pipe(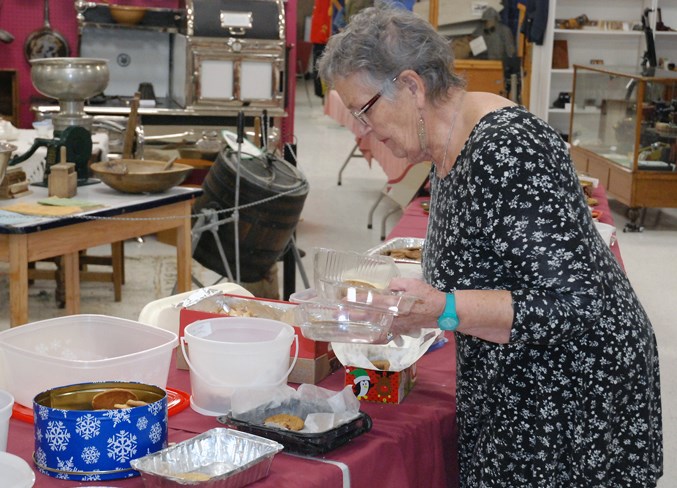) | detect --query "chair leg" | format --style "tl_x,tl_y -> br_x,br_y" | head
368,191 -> 386,229
381,206 -> 401,240
111,241 -> 124,302
338,142 -> 361,186
297,60 -> 313,108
